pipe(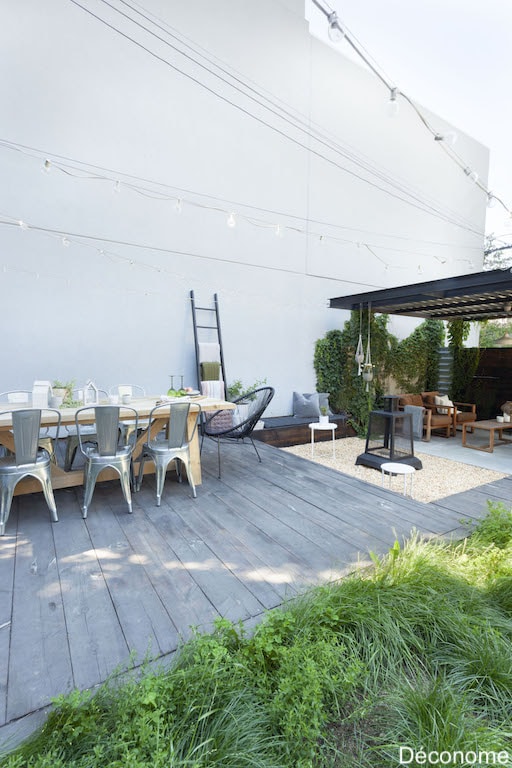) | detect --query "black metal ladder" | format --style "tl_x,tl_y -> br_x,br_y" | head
190,290 -> 227,391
